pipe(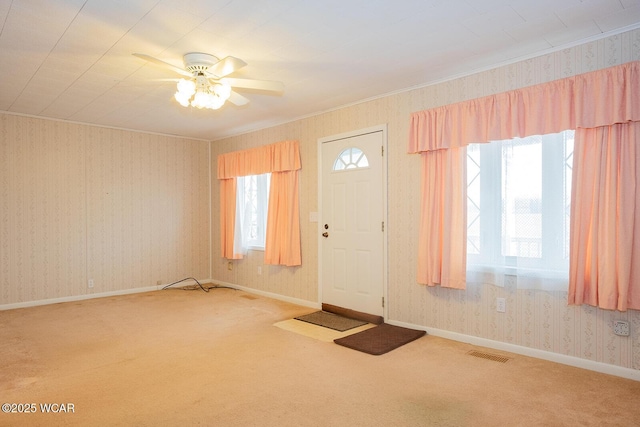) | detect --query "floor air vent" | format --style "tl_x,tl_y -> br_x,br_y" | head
467,350 -> 510,363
